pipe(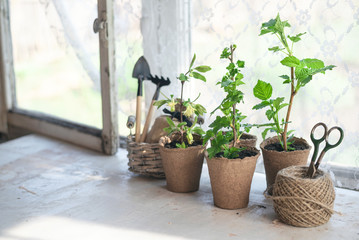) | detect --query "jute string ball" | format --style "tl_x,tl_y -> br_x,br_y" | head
268,165 -> 335,228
